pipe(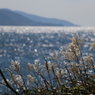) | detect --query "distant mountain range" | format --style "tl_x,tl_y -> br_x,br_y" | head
0,9 -> 78,26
